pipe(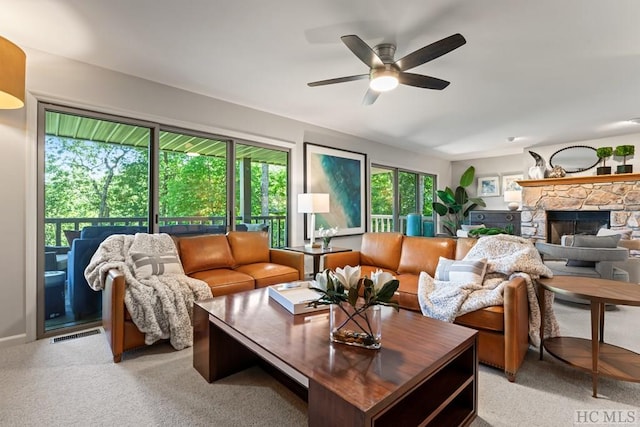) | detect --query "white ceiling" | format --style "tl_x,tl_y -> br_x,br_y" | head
2,0 -> 640,160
